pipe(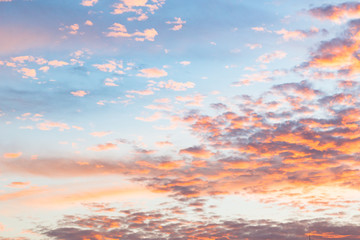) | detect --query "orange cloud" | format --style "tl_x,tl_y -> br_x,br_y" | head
309,2 -> 360,22
88,143 -> 117,151
3,152 -> 22,159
